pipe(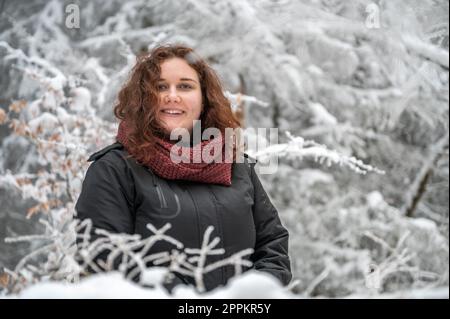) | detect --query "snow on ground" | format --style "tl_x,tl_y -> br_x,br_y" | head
5,270 -> 296,299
